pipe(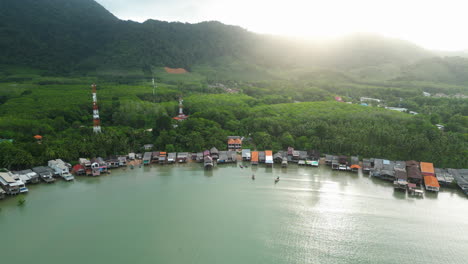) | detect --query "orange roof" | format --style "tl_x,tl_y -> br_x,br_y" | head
420,162 -> 435,175
424,176 -> 440,188
251,151 -> 259,162
160,152 -> 166,155
234,139 -> 242,144
350,164 -> 361,169
34,135 -> 43,140
164,67 -> 187,74
228,139 -> 235,144
265,150 -> 272,156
